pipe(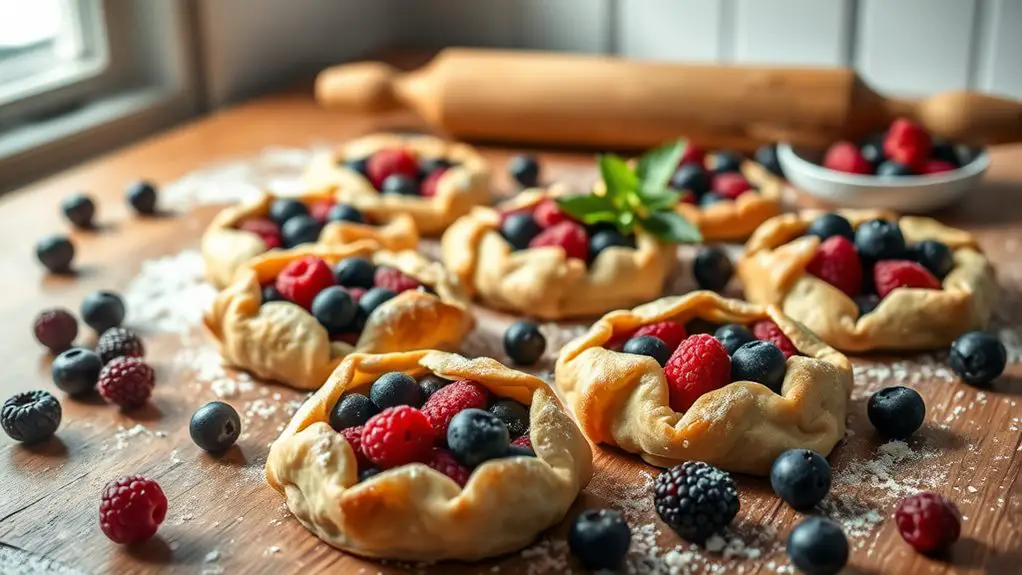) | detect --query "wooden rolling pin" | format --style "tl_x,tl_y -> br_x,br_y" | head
316,48 -> 1022,151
